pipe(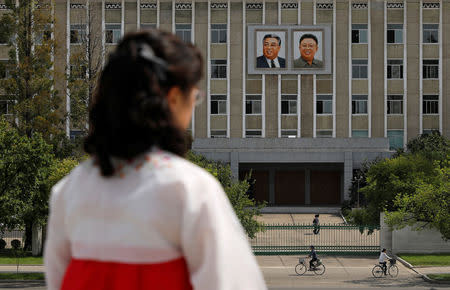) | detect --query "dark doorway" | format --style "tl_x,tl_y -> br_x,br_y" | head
275,170 -> 305,205
310,170 -> 341,204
